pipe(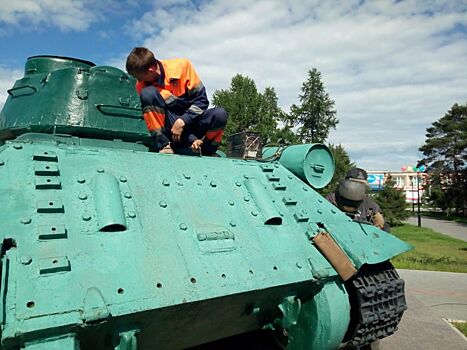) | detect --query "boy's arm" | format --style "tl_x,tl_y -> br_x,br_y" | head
178,60 -> 209,128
